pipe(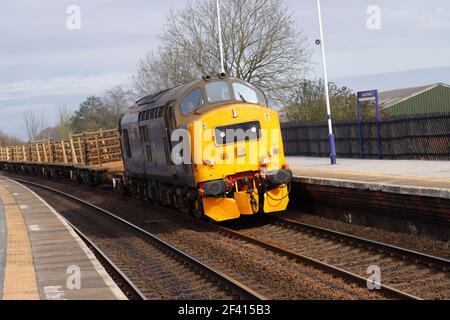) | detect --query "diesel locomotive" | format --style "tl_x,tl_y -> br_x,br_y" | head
116,75 -> 292,221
